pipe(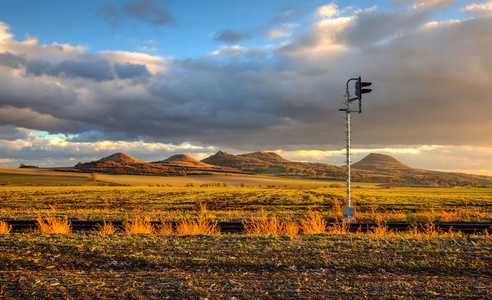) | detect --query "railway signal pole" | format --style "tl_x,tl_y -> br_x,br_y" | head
340,77 -> 372,221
